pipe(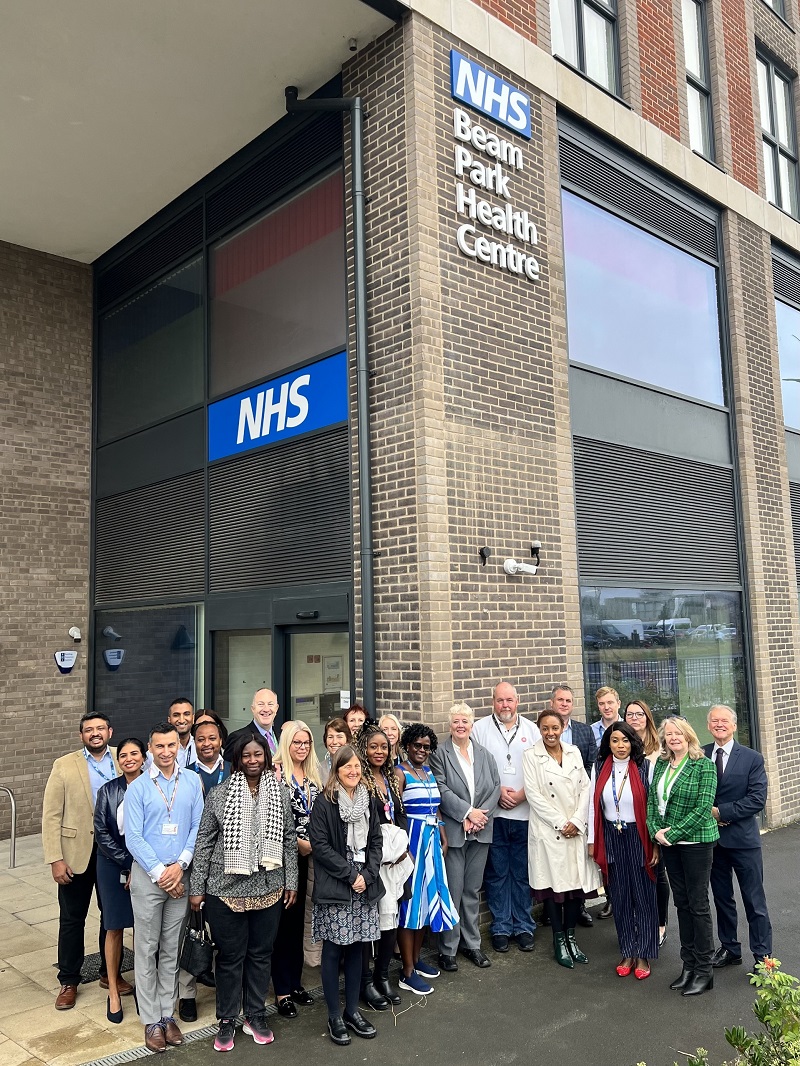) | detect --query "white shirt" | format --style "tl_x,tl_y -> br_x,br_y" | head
472,714 -> 541,820
454,740 -> 476,806
587,758 -> 636,844
710,738 -> 734,773
176,736 -> 197,769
